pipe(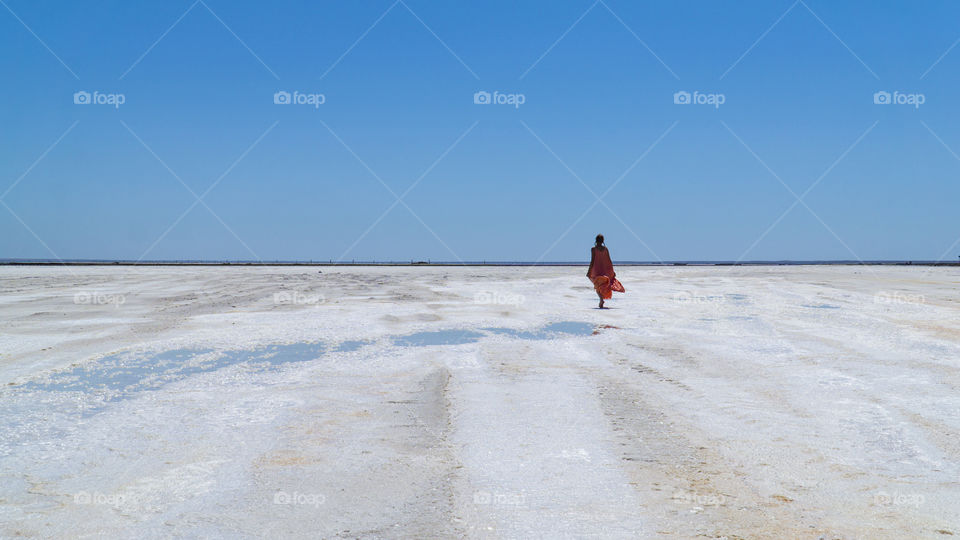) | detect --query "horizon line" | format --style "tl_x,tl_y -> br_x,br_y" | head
2,259 -> 959,267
